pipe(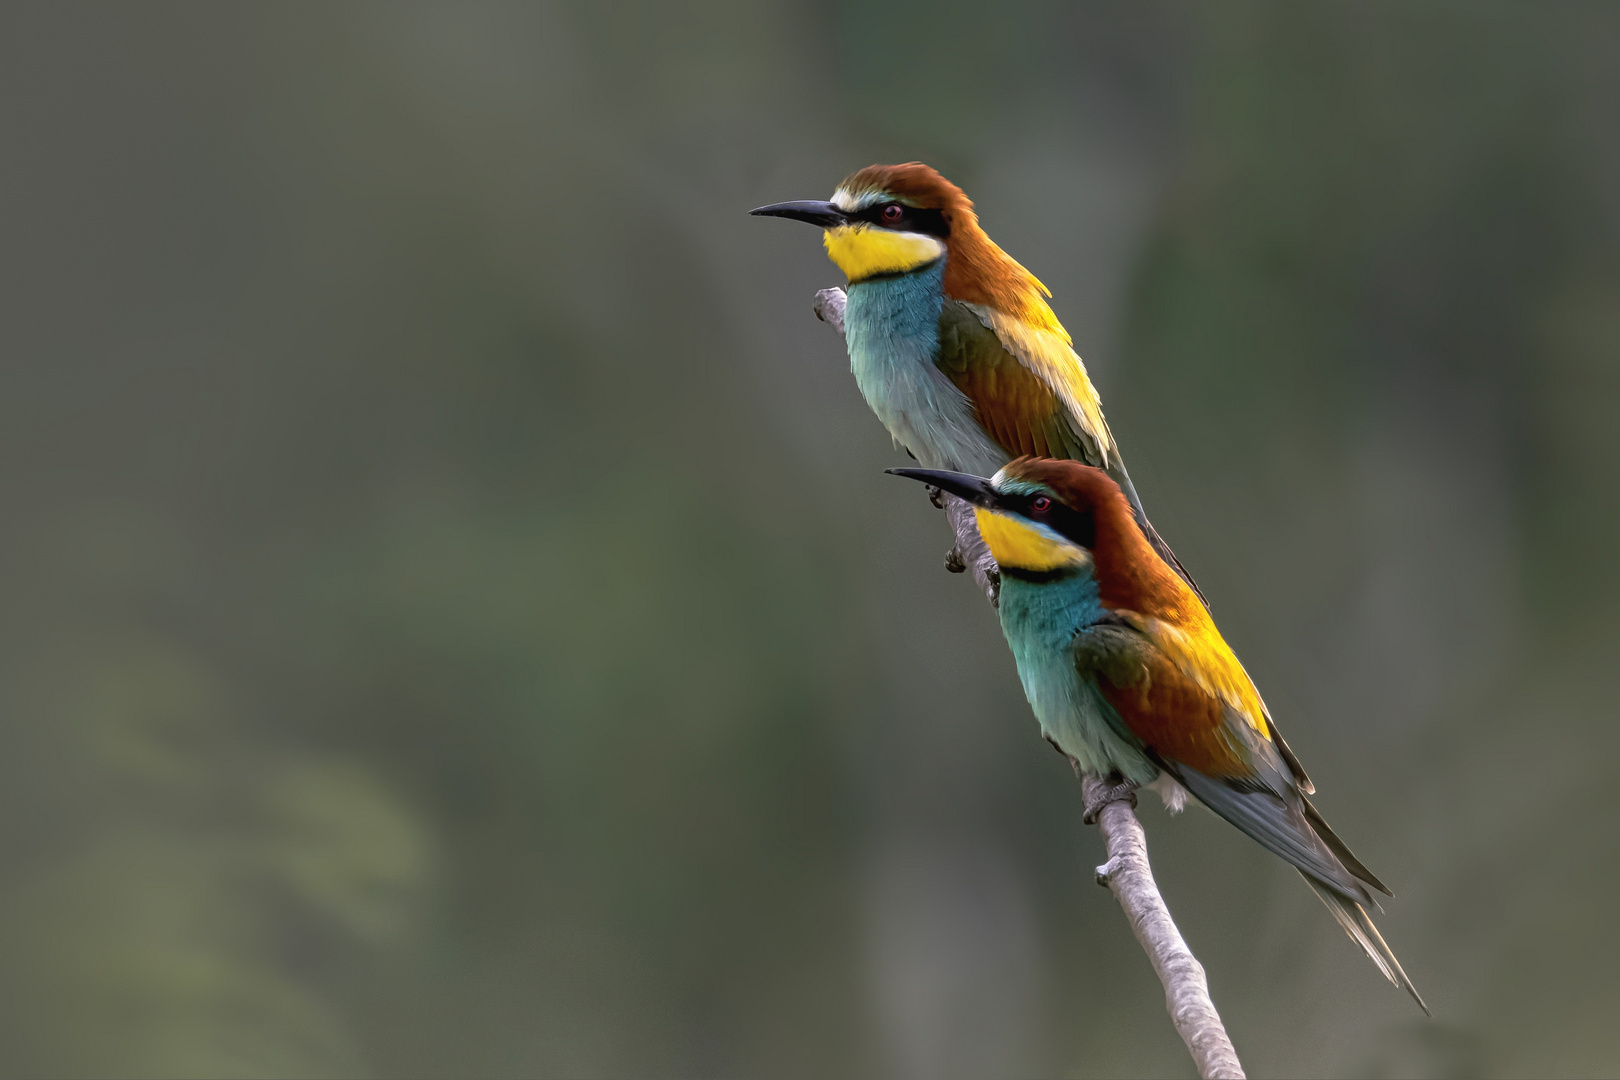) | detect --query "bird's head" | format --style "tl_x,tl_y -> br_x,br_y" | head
750,162 -> 974,284
752,162 -> 1052,317
888,458 -> 1135,578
